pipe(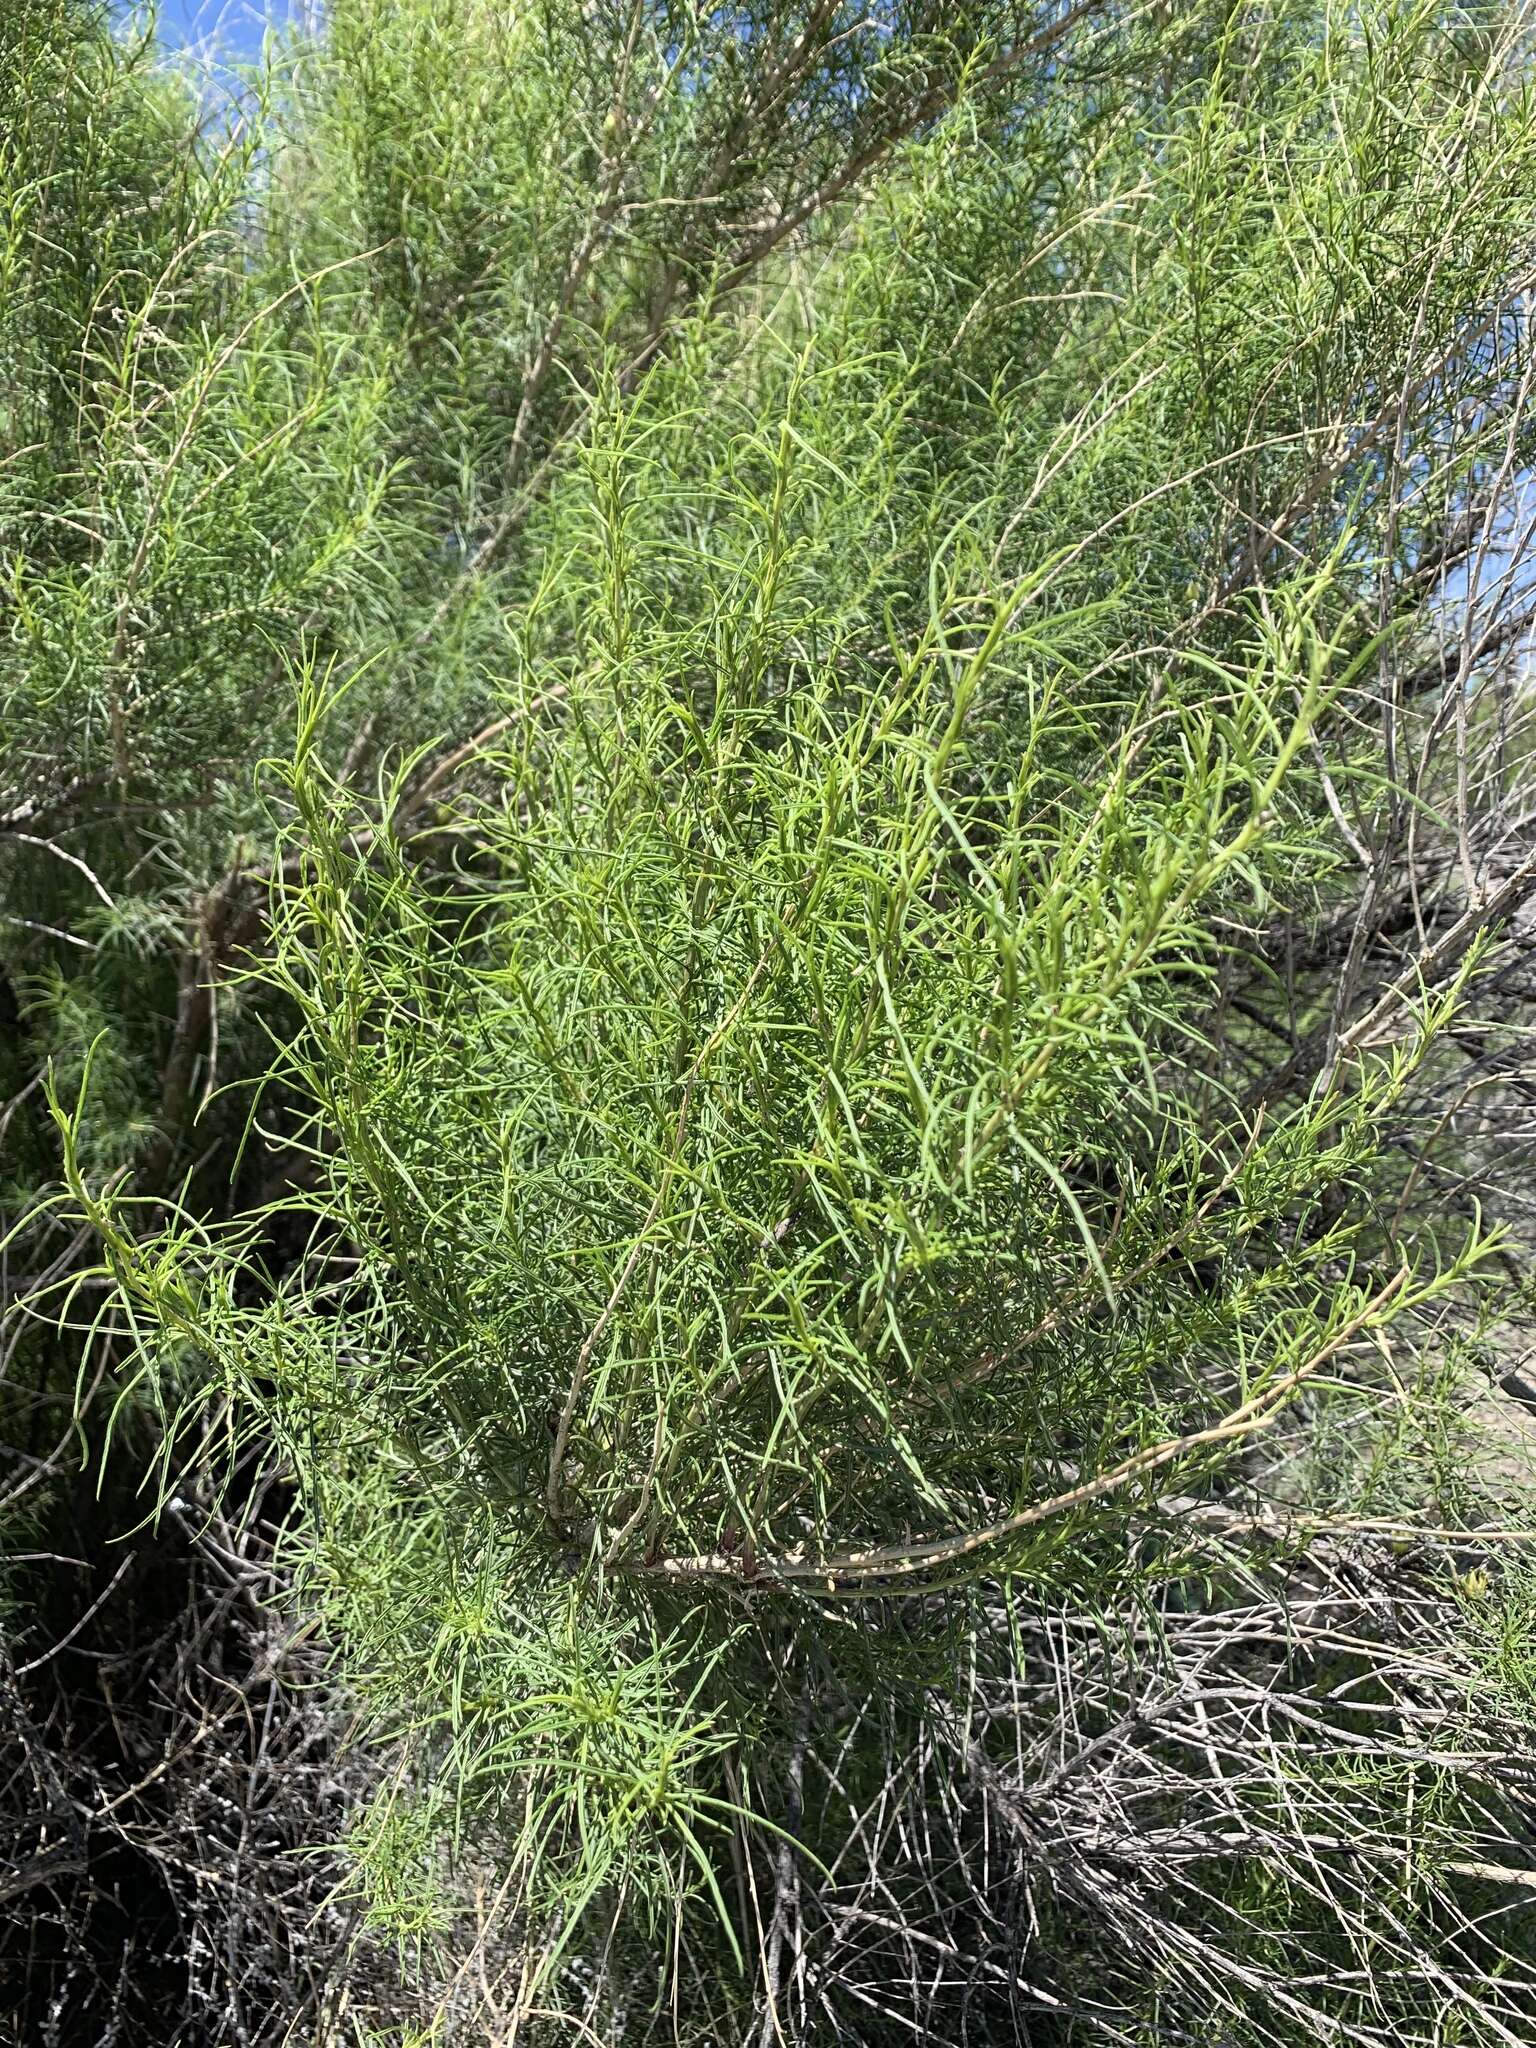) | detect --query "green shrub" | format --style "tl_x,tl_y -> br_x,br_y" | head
7,1 -> 1536,2041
